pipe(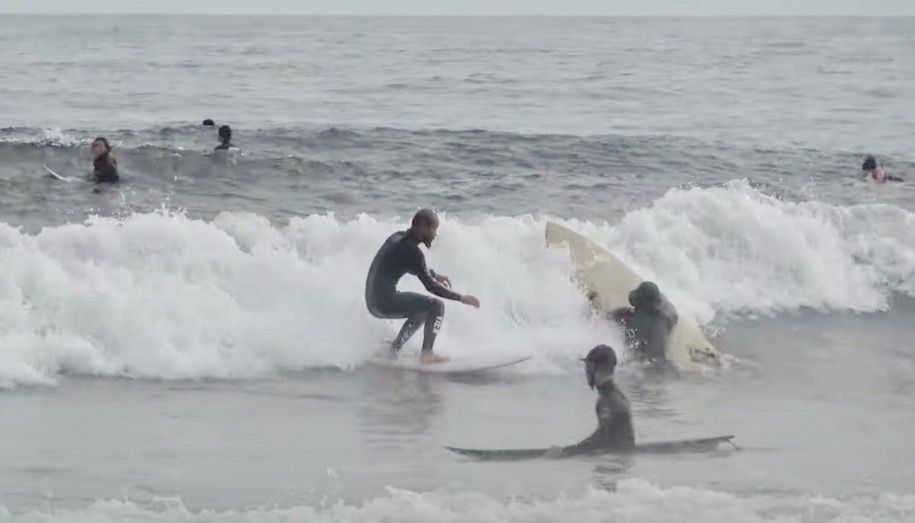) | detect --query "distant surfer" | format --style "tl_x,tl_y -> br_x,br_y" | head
545,345 -> 635,457
862,155 -> 904,183
364,208 -> 480,364
590,281 -> 678,370
215,125 -> 235,151
202,118 -> 215,127
90,137 -> 119,183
